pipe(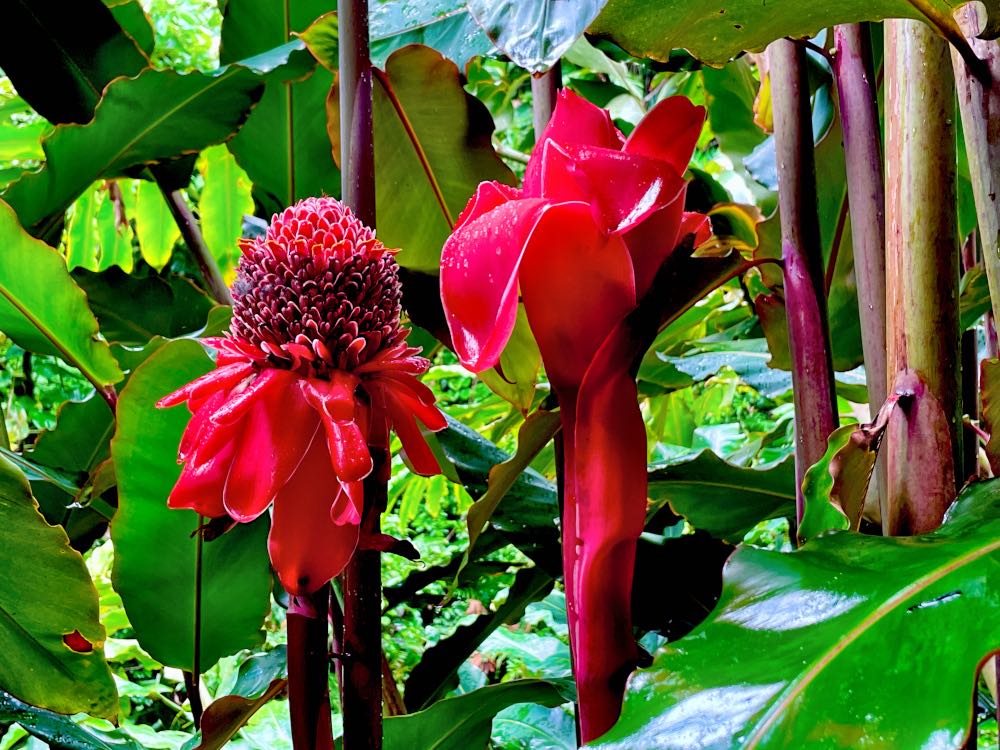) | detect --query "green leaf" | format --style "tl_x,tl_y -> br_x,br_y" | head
134,180 -> 180,270
0,456 -> 117,719
589,0 -> 1000,68
65,188 -> 102,271
329,44 -> 515,272
75,269 -> 215,345
647,451 -> 795,542
476,306 -> 543,410
389,679 -> 570,749
0,199 -> 123,387
0,691 -> 141,750
590,479 -> 1000,749
110,339 -> 272,671
104,0 -> 156,57
960,265 -> 992,330
370,1 -> 493,68
0,121 -> 47,162
467,0 -> 608,73
28,396 -> 113,475
197,144 -> 254,283
221,0 -> 338,214
702,60 -> 767,160
2,62 -> 270,237
94,184 -> 135,272
492,702 -> 576,750
0,0 -> 149,125
798,425 -> 854,544
404,567 -> 555,711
